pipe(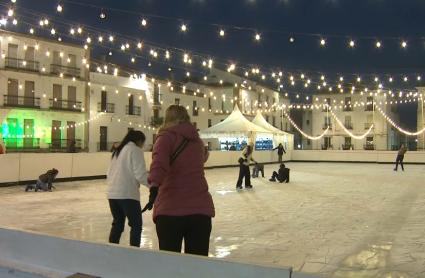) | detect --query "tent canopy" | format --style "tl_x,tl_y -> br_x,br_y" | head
200,105 -> 271,138
252,111 -> 290,136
